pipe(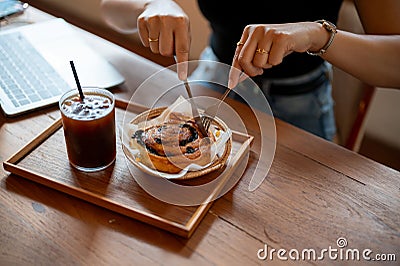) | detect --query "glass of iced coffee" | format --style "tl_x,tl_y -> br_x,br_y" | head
59,87 -> 116,172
